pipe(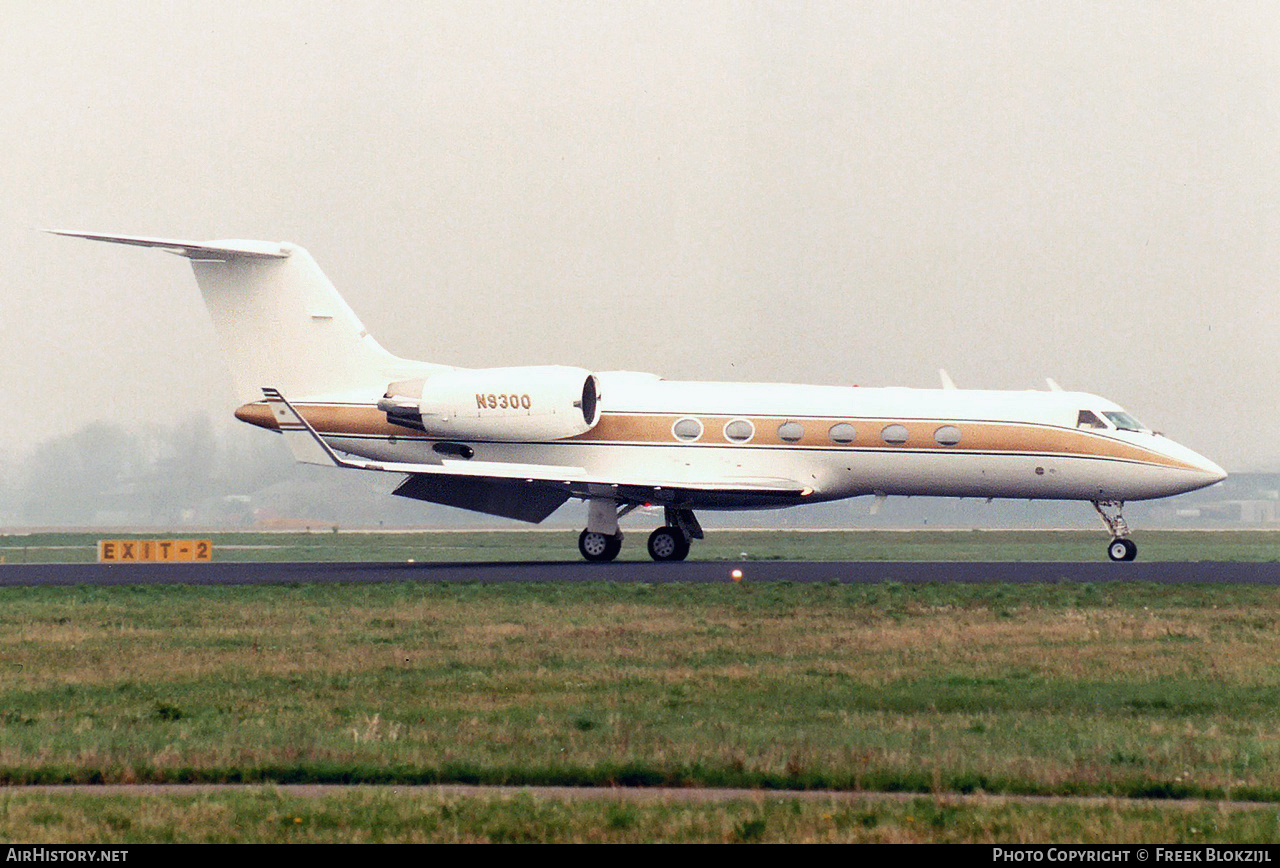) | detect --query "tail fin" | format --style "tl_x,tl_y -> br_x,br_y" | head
46,230 -> 439,402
